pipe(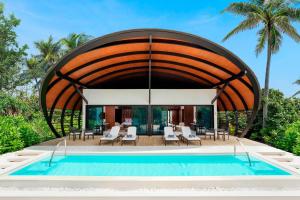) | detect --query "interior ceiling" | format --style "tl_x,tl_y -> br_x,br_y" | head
40,29 -> 260,124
